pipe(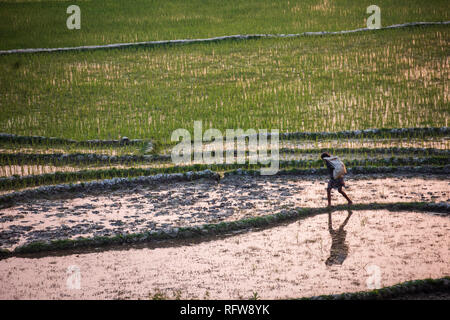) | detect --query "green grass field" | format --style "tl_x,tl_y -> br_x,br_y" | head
1,26 -> 448,142
0,0 -> 449,50
0,0 -> 448,187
